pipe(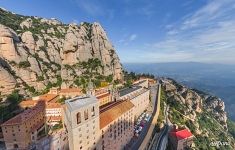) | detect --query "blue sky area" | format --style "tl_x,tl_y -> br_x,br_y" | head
1,0 -> 235,64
